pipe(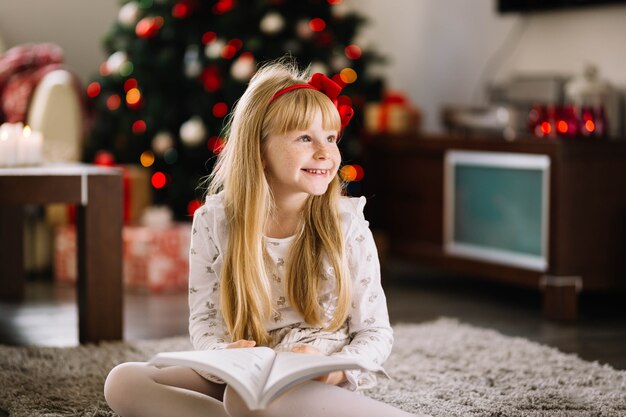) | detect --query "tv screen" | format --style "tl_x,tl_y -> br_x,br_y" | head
498,0 -> 626,13
444,151 -> 550,271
